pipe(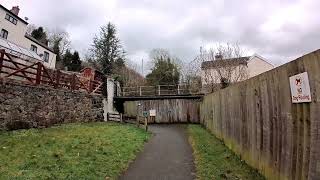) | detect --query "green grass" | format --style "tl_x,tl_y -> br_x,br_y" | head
0,122 -> 150,180
188,125 -> 265,180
